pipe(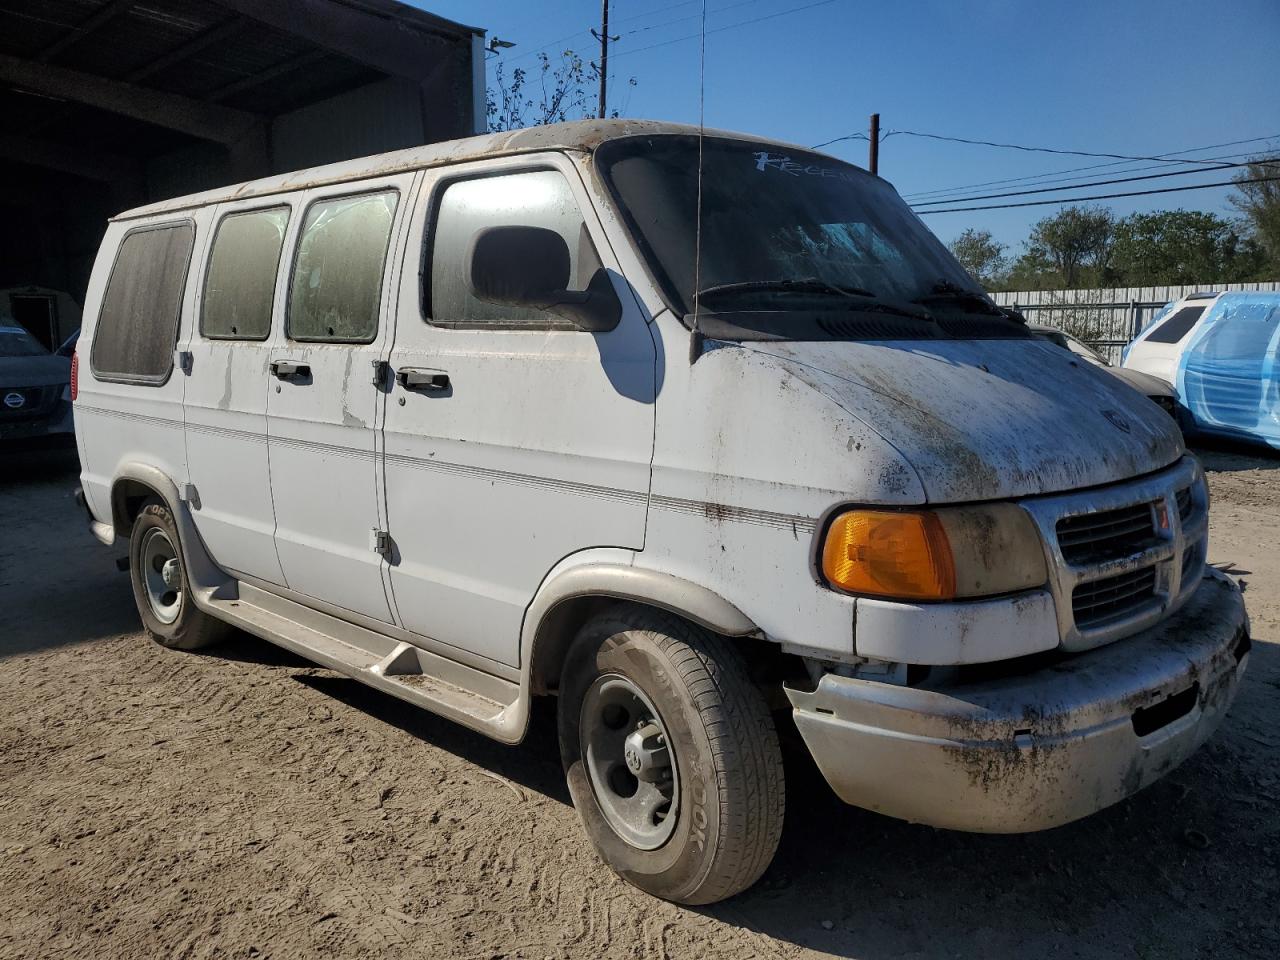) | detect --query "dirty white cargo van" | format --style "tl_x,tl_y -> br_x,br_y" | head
73,120 -> 1250,904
